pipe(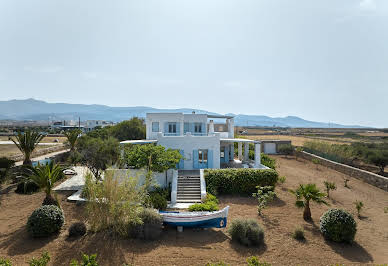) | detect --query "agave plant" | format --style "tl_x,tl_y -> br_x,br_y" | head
26,161 -> 64,206
290,183 -> 328,221
64,129 -> 82,151
12,130 -> 44,165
